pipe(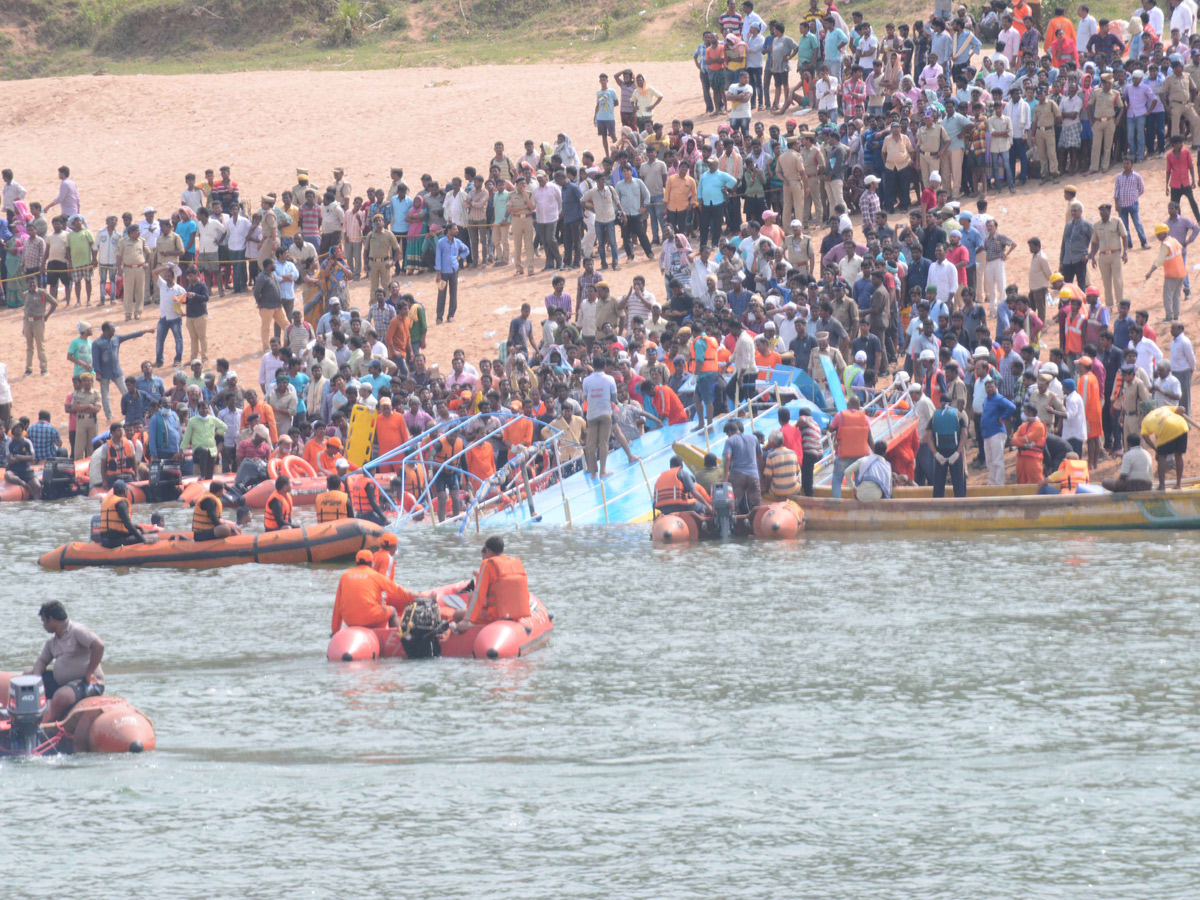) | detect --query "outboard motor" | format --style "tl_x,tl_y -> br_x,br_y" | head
40,457 -> 82,501
5,675 -> 47,754
399,598 -> 449,659
233,458 -> 269,495
710,482 -> 735,541
144,460 -> 183,503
